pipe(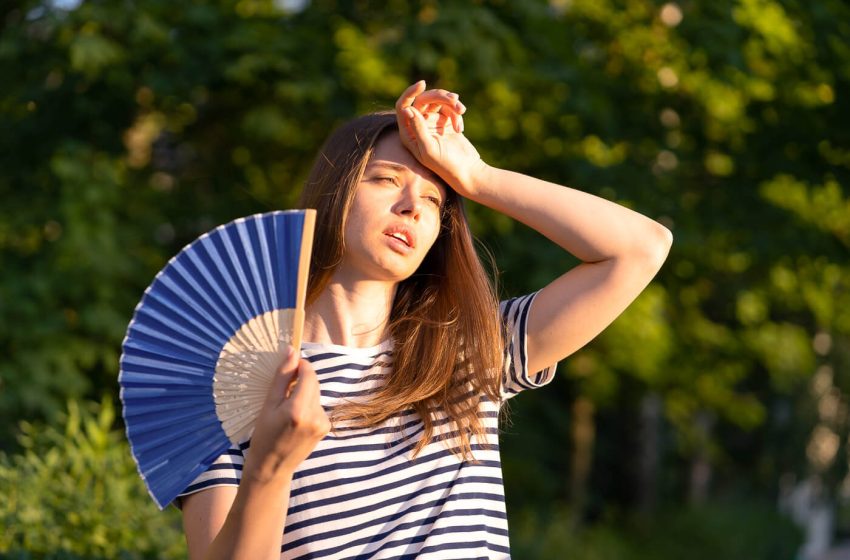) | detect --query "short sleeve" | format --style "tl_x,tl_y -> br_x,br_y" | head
499,292 -> 558,401
173,440 -> 248,509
